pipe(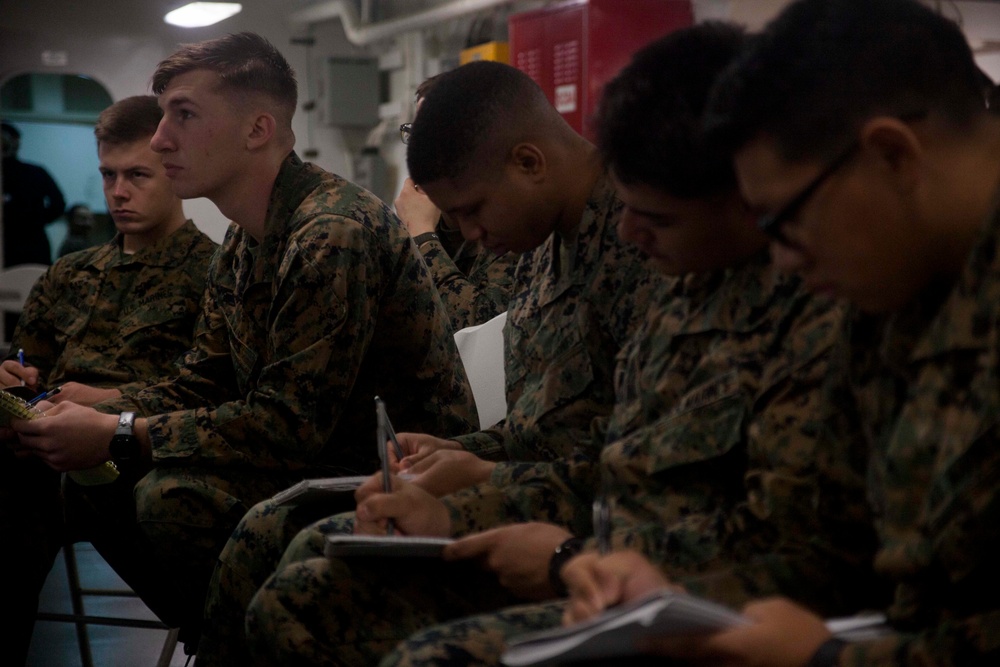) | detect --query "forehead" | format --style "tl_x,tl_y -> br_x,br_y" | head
98,138 -> 160,169
733,136 -> 819,208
